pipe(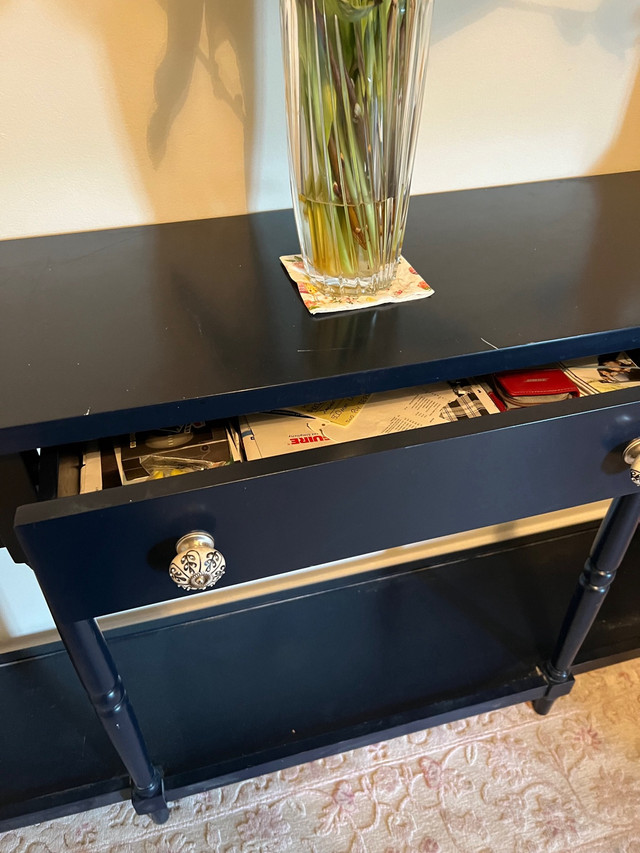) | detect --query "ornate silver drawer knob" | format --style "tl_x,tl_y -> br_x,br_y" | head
169,531 -> 226,591
623,438 -> 640,487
